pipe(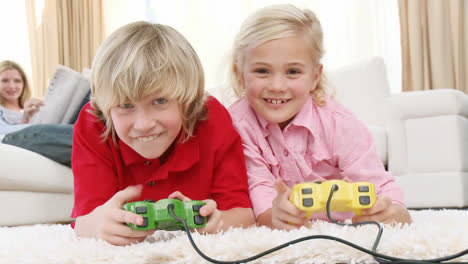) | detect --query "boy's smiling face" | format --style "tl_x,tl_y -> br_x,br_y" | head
110,92 -> 182,159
